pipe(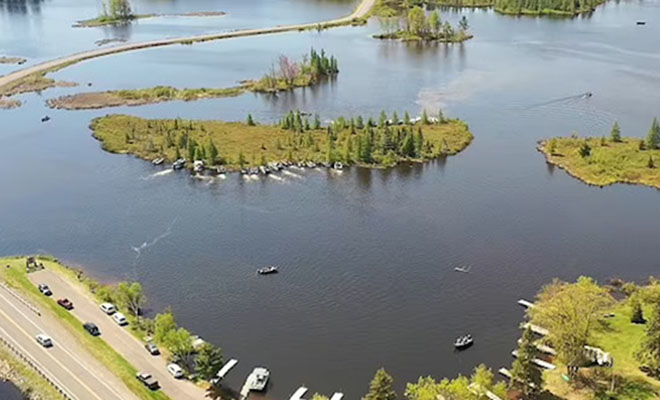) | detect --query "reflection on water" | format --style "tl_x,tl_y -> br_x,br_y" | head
0,0 -> 43,14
